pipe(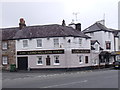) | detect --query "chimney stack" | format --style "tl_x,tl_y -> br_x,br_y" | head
19,18 -> 26,29
62,19 -> 66,26
69,23 -> 81,31
75,23 -> 81,31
